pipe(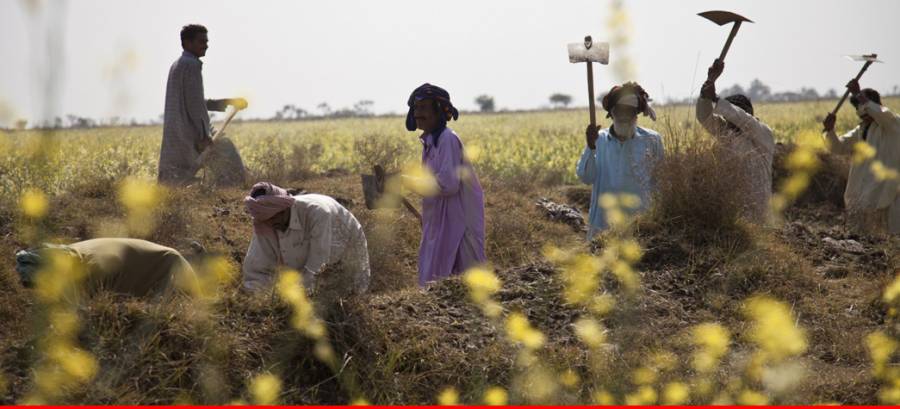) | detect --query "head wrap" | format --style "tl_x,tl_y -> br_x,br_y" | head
15,244 -> 80,288
405,83 -> 460,132
850,88 -> 882,108
601,82 -> 656,121
724,94 -> 754,116
244,182 -> 295,243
